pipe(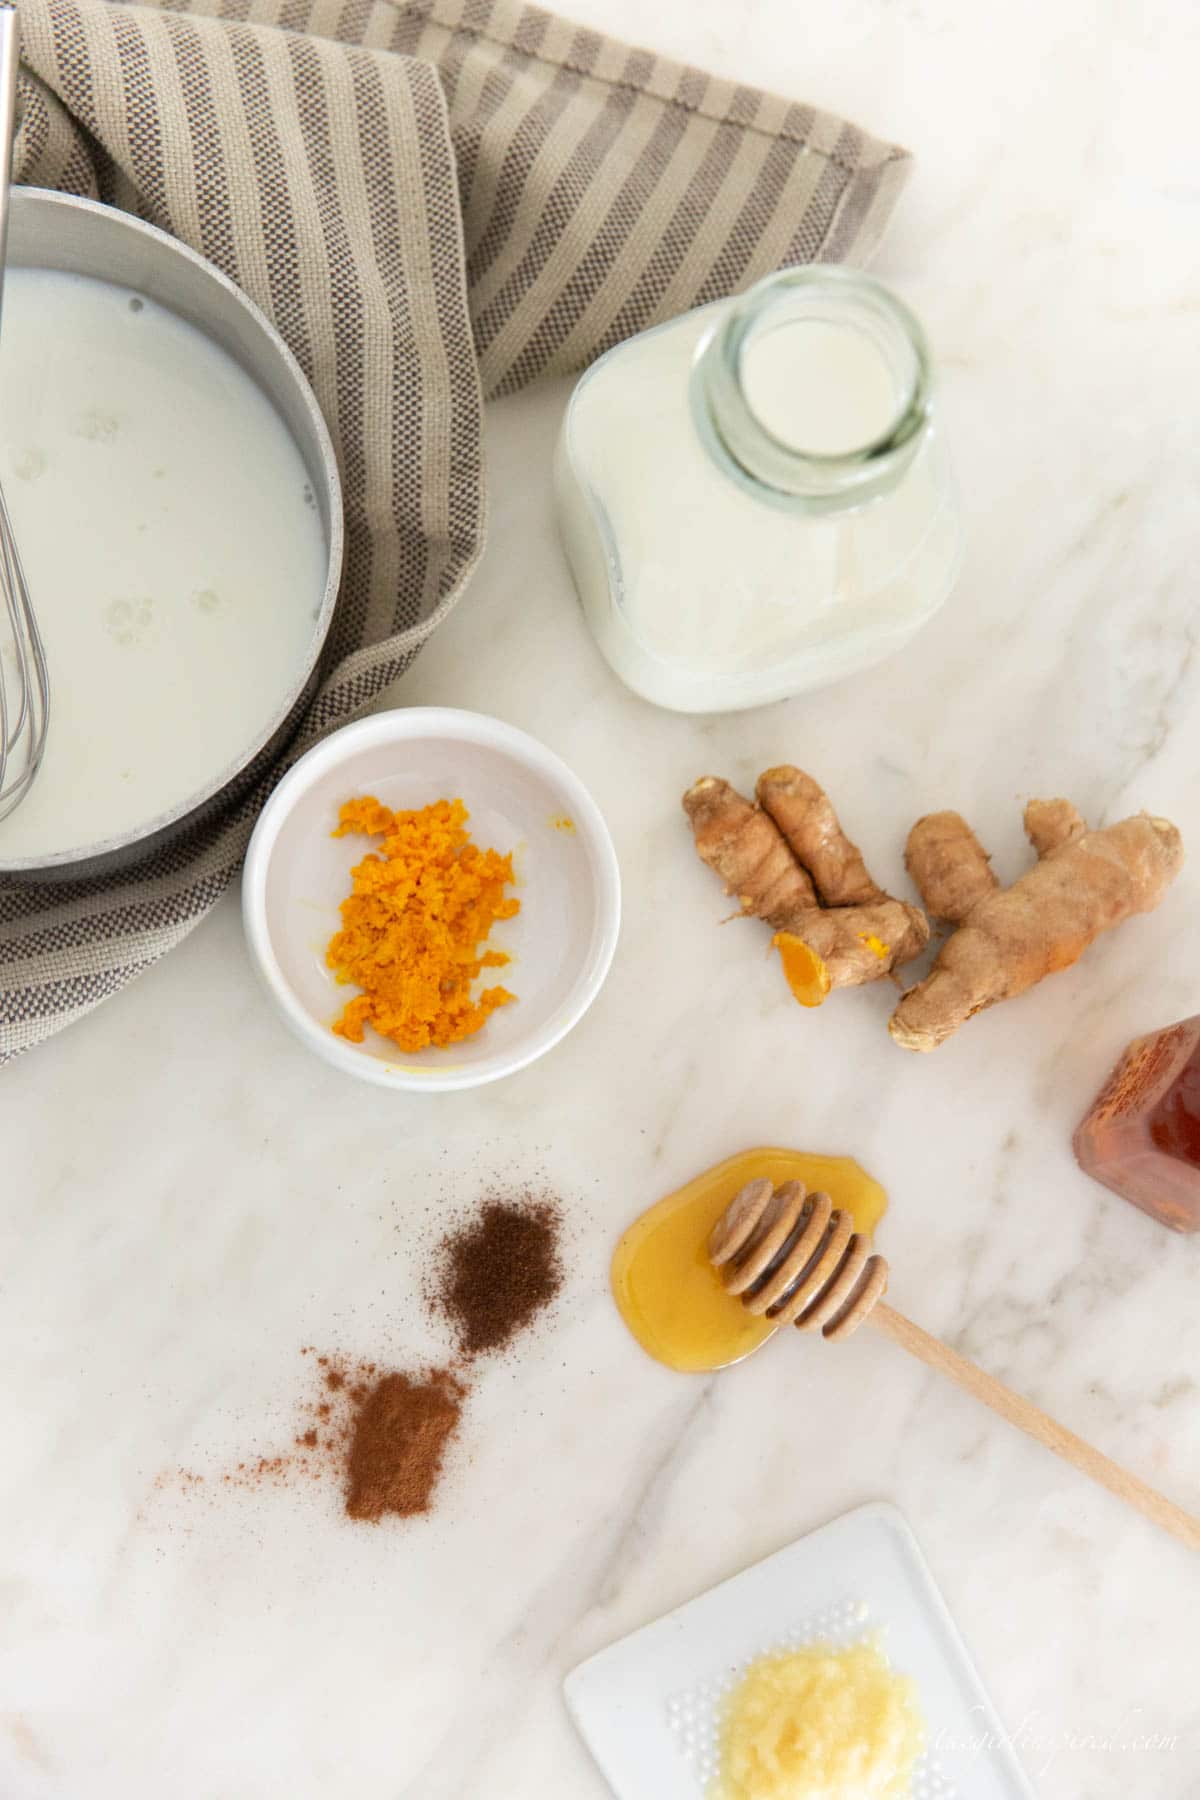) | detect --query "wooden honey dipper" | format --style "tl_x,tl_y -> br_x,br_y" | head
710,1178 -> 1200,1553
